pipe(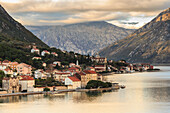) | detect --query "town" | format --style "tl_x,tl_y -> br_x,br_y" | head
0,45 -> 155,95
